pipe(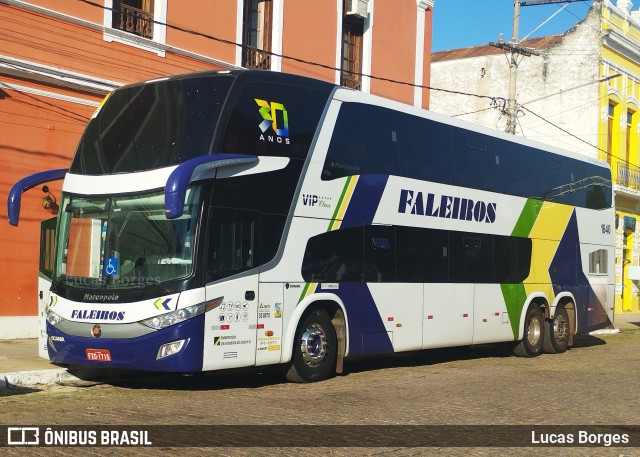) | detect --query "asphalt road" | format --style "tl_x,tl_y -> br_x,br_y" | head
1,330 -> 639,456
